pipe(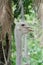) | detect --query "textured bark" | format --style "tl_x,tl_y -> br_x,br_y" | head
38,2 -> 43,47
0,0 -> 12,64
34,0 -> 43,47
0,41 -> 4,63
0,0 -> 12,40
